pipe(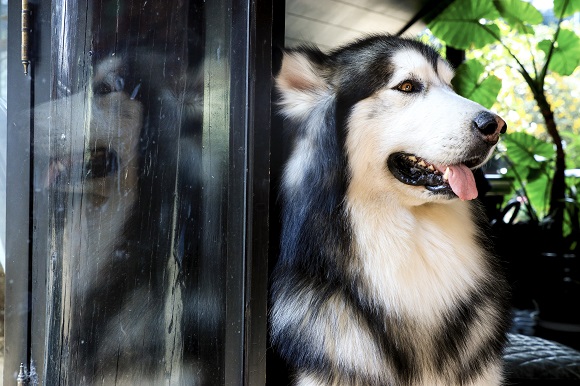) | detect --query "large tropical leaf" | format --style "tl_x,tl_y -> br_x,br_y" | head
493,0 -> 543,33
502,132 -> 555,218
554,0 -> 580,18
538,29 -> 580,76
451,59 -> 502,109
526,172 -> 551,218
504,159 -> 532,182
502,131 -> 555,168
428,0 -> 501,49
